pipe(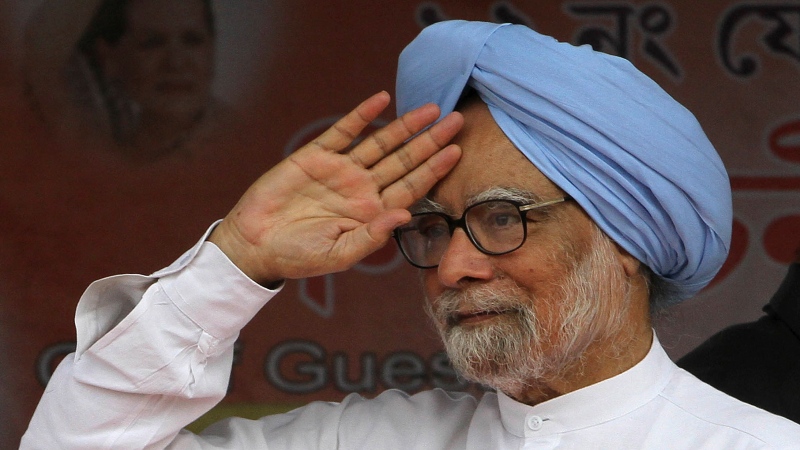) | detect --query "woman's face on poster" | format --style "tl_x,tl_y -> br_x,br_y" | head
99,0 -> 215,126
